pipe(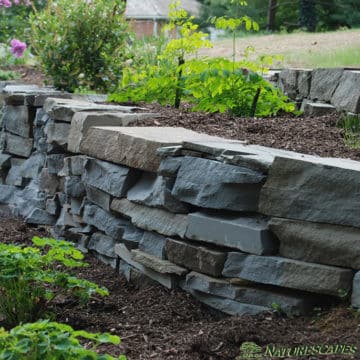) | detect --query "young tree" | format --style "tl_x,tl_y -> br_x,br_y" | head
267,0 -> 278,31
299,0 -> 317,31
